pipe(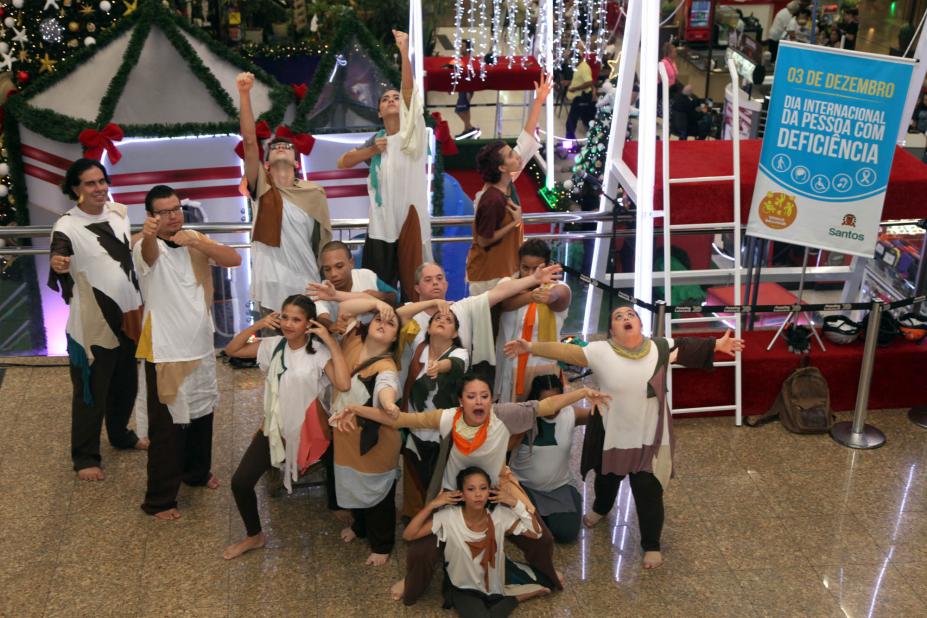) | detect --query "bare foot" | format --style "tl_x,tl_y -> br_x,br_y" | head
390,579 -> 405,601
582,512 -> 603,528
223,532 -> 266,560
643,550 -> 664,569
333,509 -> 353,525
153,508 -> 182,521
365,552 -> 389,566
77,467 -> 105,481
515,587 -> 550,602
556,570 -> 565,587
340,526 -> 357,543
206,474 -> 220,489
135,438 -> 150,450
